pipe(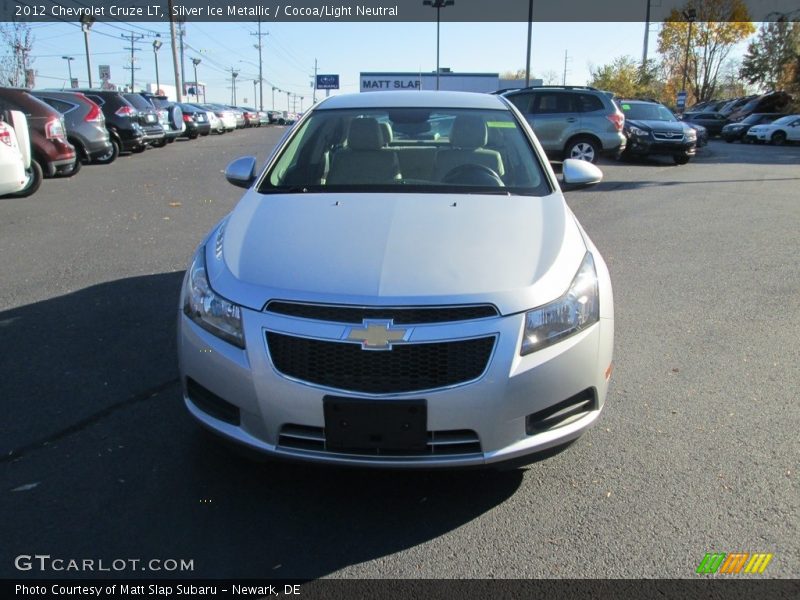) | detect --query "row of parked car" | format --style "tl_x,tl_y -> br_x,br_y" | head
0,86 -> 284,199
681,91 -> 798,144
